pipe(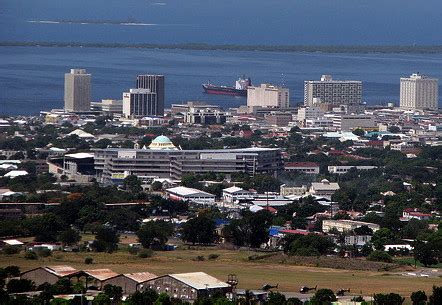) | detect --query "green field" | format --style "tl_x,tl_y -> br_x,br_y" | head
1,248 -> 440,298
